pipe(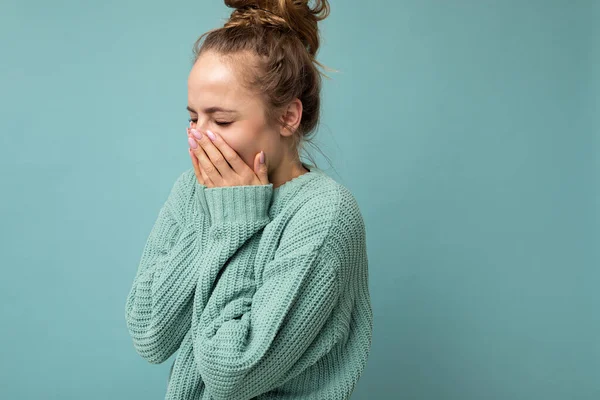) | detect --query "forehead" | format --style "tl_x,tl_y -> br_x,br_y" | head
187,51 -> 253,102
